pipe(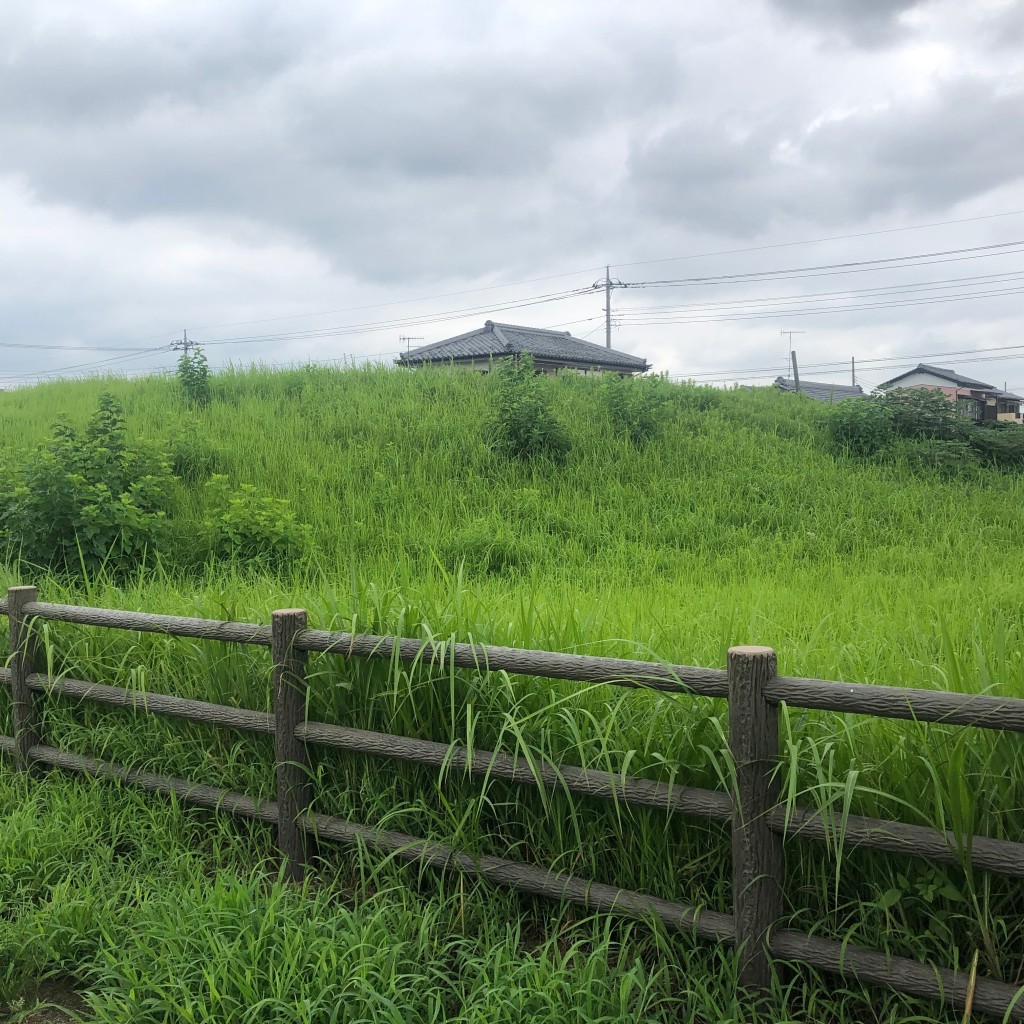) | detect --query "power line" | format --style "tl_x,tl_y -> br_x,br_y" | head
613,208 -> 1024,270
618,269 -> 1024,315
193,286 -> 591,348
618,284 -> 1024,327
672,342 -> 1024,385
165,206 -> 1024,334
619,239 -> 1024,290
0,346 -> 171,383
